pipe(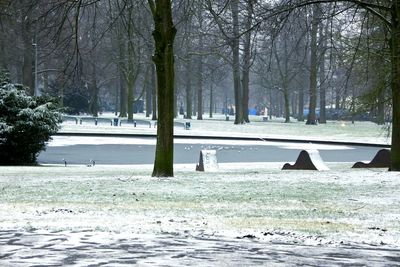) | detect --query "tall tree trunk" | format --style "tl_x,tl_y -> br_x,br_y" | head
283,84 -> 291,123
335,87 -> 341,110
298,86 -> 304,121
43,59 -> 49,93
242,0 -> 254,123
146,65 -> 152,118
197,7 -> 203,120
209,79 -> 213,118
291,92 -> 297,118
376,88 -> 385,125
196,61 -> 203,120
306,4 -> 320,125
58,70 -> 65,108
151,63 -> 157,120
119,67 -> 127,117
319,19 -> 328,124
127,77 -> 134,121
390,3 -> 400,171
193,83 -> 197,117
148,0 -> 176,177
89,32 -> 99,117
89,72 -> 99,117
115,82 -> 119,116
231,0 -> 244,124
174,68 -> 178,118
117,24 -> 127,117
185,57 -> 192,119
319,57 -> 327,123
